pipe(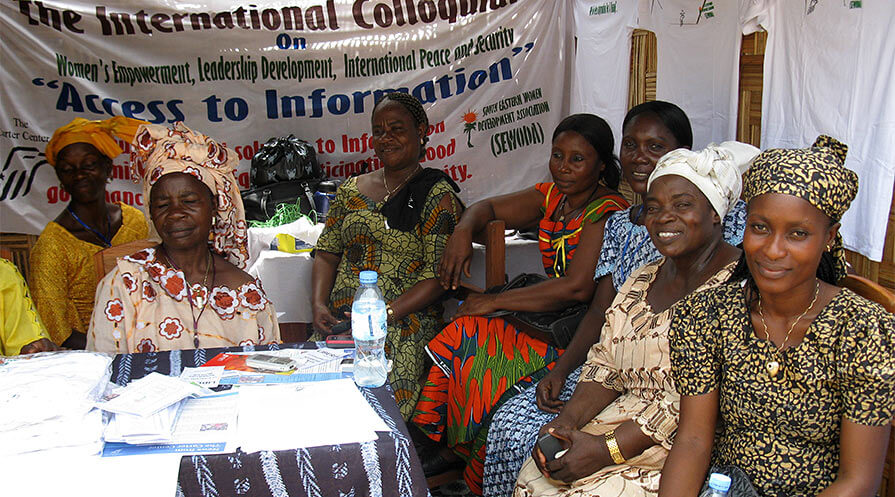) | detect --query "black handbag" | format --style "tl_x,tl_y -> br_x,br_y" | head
483,273 -> 587,348
250,135 -> 322,186
243,135 -> 324,222
242,180 -> 318,222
